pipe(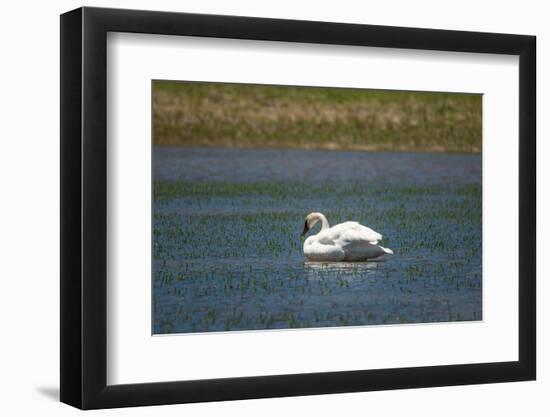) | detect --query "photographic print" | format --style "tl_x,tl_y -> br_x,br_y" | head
152,81 -> 482,334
